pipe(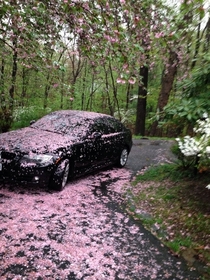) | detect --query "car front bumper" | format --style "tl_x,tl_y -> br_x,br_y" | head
0,163 -> 55,187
